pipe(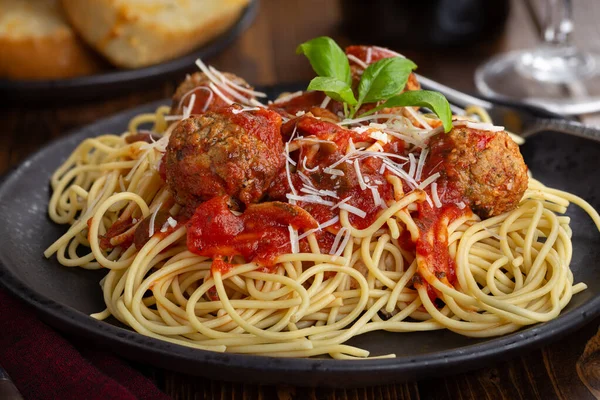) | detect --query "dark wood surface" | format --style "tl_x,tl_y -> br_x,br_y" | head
3,0 -> 600,398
